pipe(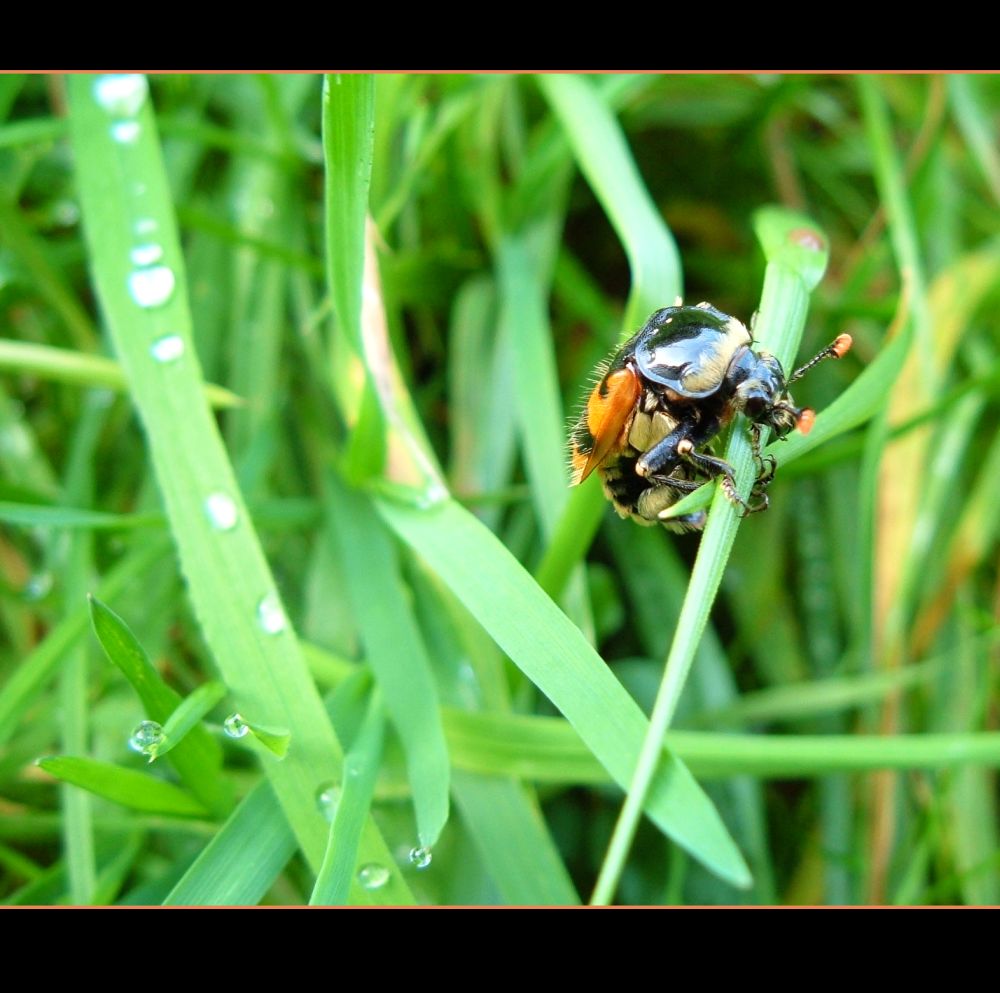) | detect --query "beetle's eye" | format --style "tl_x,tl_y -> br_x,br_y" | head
744,396 -> 767,419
